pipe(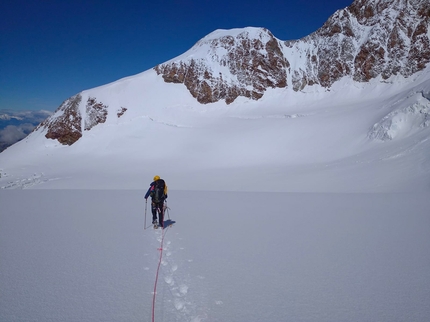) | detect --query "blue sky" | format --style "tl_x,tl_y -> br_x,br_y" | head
1,0 -> 353,111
